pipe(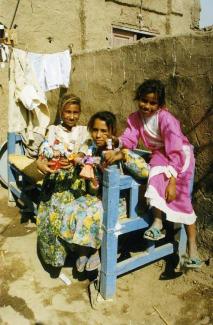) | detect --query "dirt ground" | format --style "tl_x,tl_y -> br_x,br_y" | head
0,186 -> 212,325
